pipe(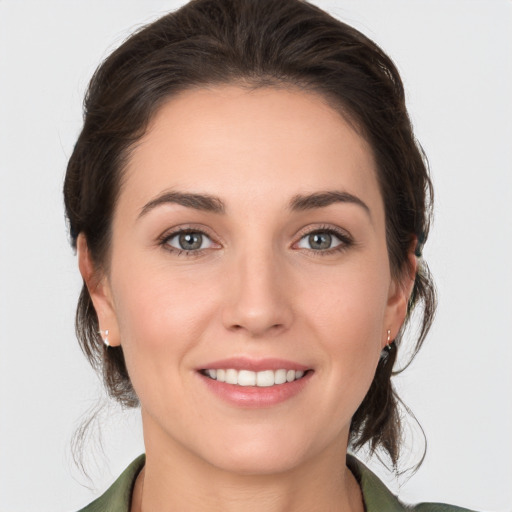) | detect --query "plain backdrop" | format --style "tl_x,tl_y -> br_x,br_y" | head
0,1 -> 511,511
